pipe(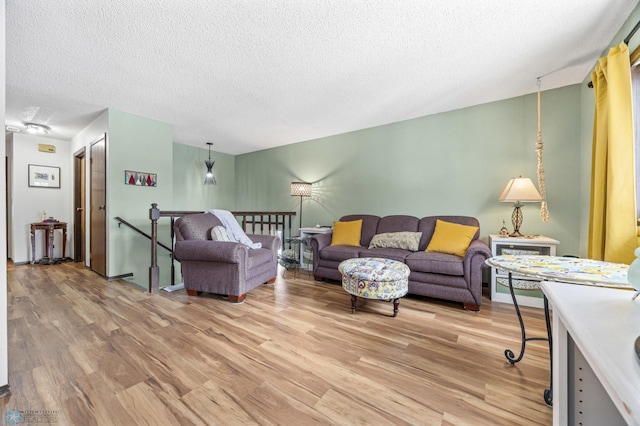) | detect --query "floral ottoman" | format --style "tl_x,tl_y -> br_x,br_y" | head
338,257 -> 410,317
